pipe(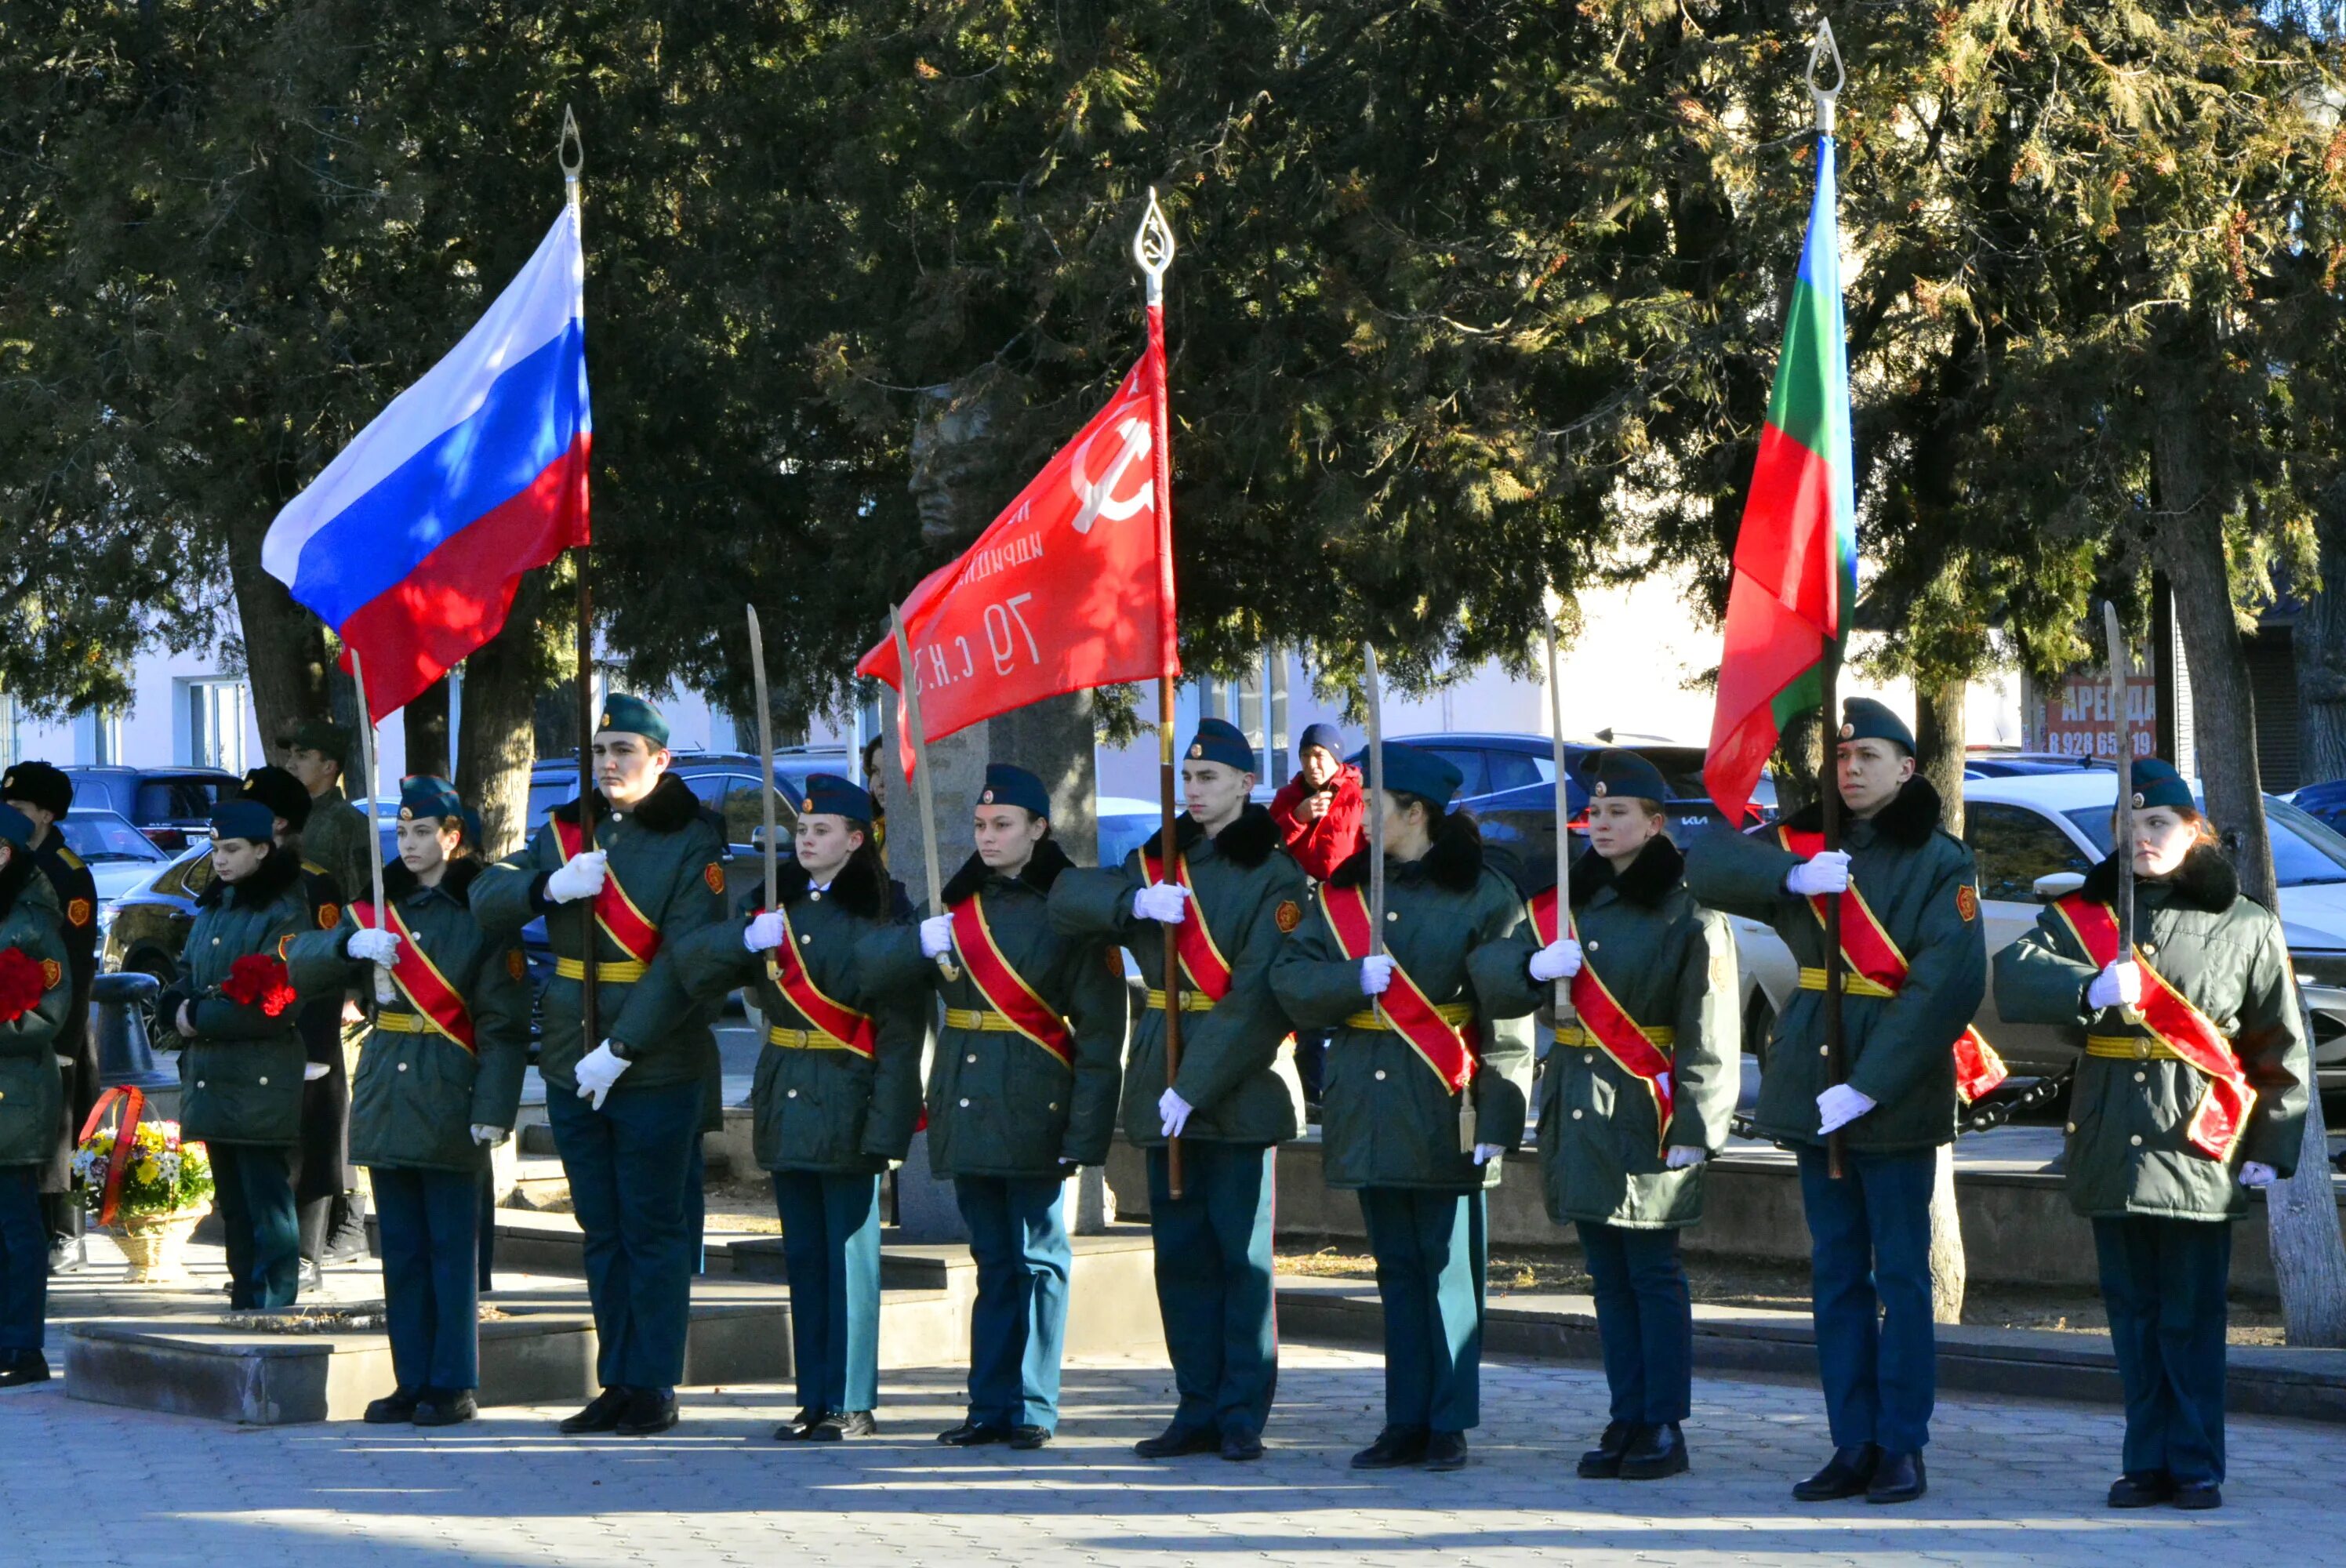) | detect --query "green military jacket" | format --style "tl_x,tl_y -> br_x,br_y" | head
1269,834 -> 1536,1192
286,858 -> 531,1175
1049,806 -> 1307,1149
0,859 -> 71,1168
1480,837 -> 1740,1229
301,786 -> 375,914
158,848 -> 310,1147
1994,848 -> 2309,1221
474,774 -> 728,1100
615,855 -> 924,1175
862,840 -> 1127,1179
1687,779 -> 1985,1154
